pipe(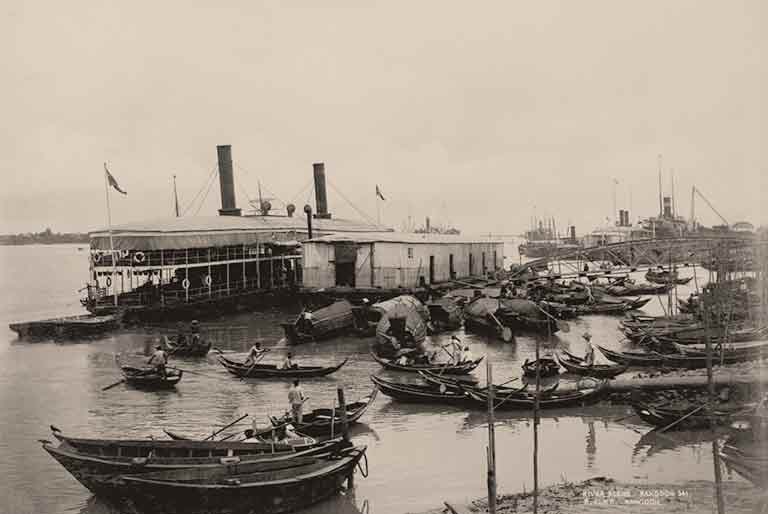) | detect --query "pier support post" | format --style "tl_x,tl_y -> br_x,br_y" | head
486,360 -> 497,514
